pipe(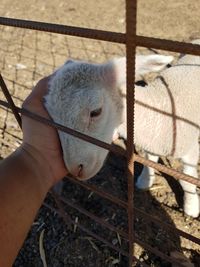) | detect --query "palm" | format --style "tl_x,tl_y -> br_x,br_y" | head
22,77 -> 67,184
